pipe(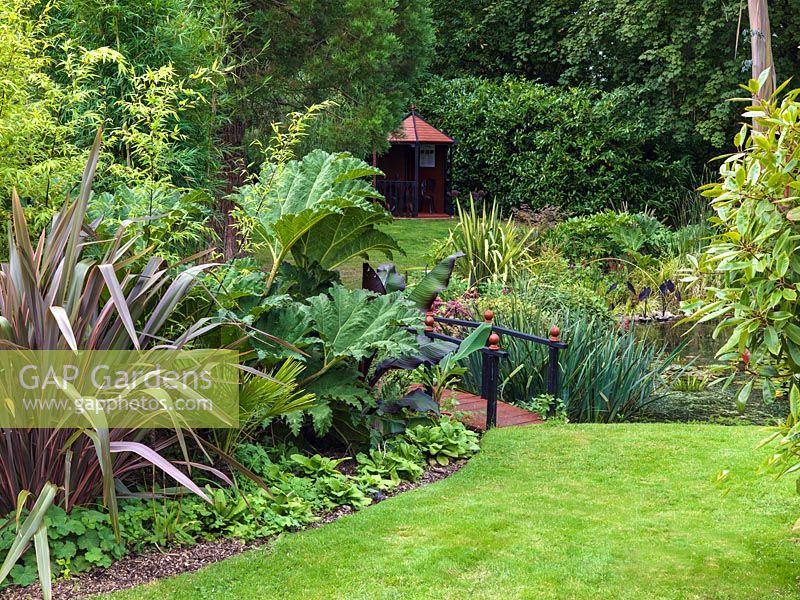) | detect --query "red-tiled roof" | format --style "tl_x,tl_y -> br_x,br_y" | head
388,112 -> 455,144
